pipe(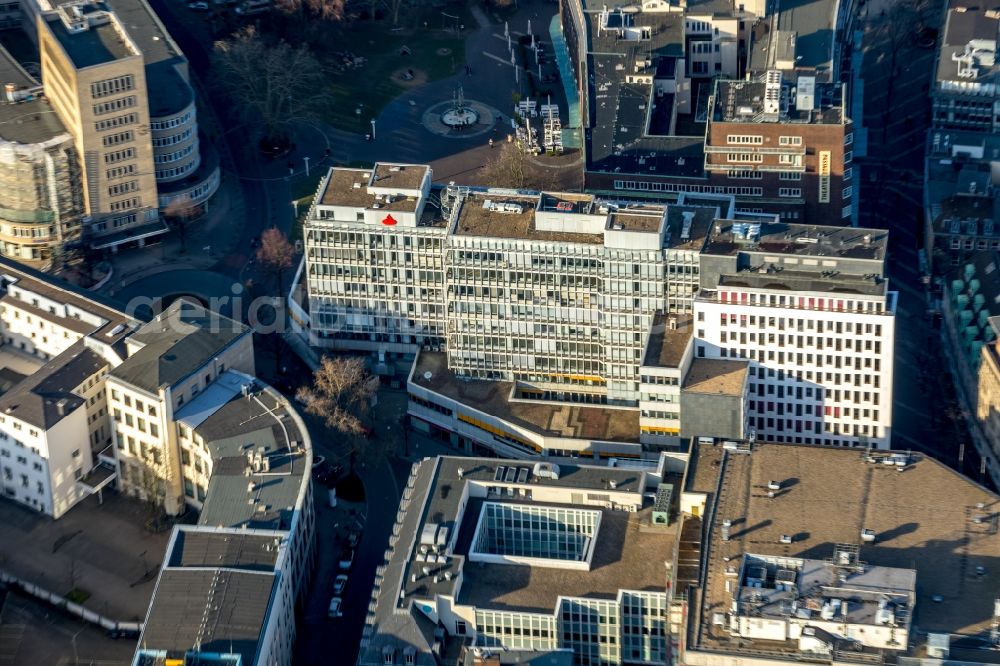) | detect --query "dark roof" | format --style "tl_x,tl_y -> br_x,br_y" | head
46,17 -> 133,69
712,76 -> 844,124
643,313 -> 693,368
0,254 -> 139,341
168,530 -> 280,571
0,341 -> 105,429
936,5 -> 1000,86
0,43 -> 69,147
139,569 -> 275,665
110,299 -> 249,393
192,384 -> 307,531
581,6 -> 706,178
0,41 -> 37,89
